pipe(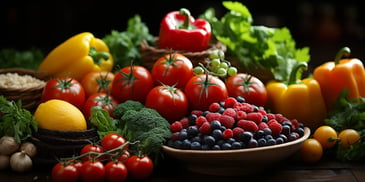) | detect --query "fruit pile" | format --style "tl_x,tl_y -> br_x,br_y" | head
165,96 -> 306,150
